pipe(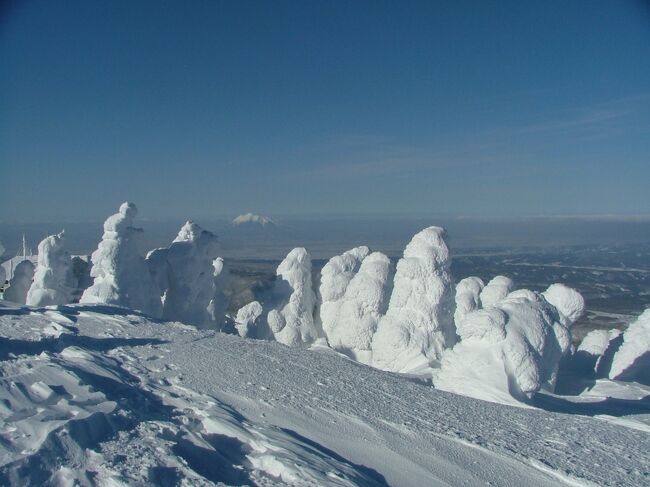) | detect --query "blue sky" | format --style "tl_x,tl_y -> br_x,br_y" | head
1,0 -> 649,222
